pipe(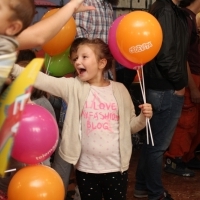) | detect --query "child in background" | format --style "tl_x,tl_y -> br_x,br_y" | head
0,0 -> 35,34
0,0 -> 35,47
0,0 -> 35,92
12,38 -> 152,200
